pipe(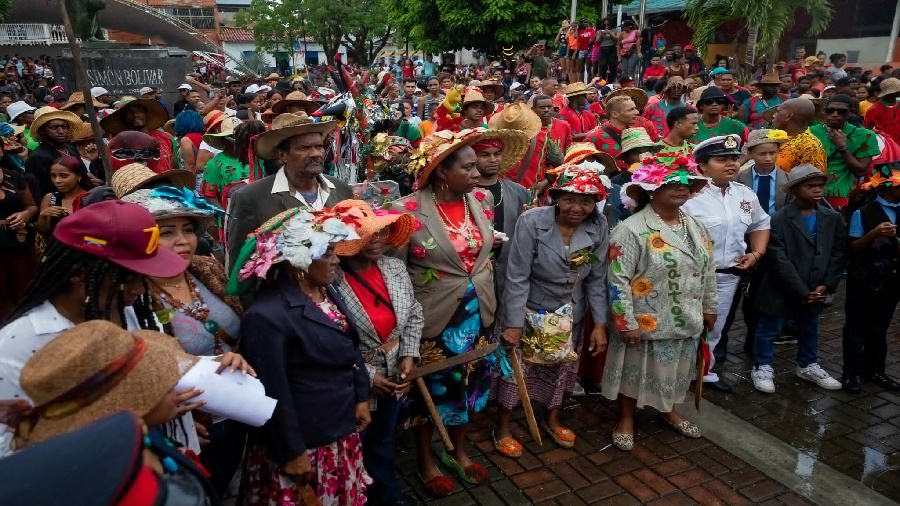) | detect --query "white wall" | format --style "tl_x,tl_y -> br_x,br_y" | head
815,37 -> 892,64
